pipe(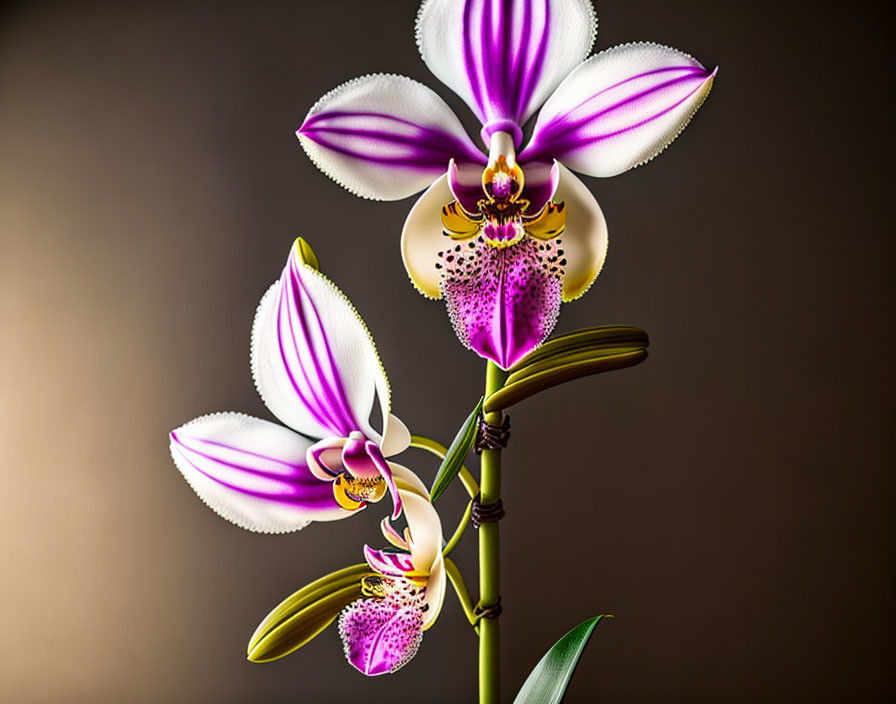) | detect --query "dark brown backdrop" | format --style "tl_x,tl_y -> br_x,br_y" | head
1,1 -> 893,701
